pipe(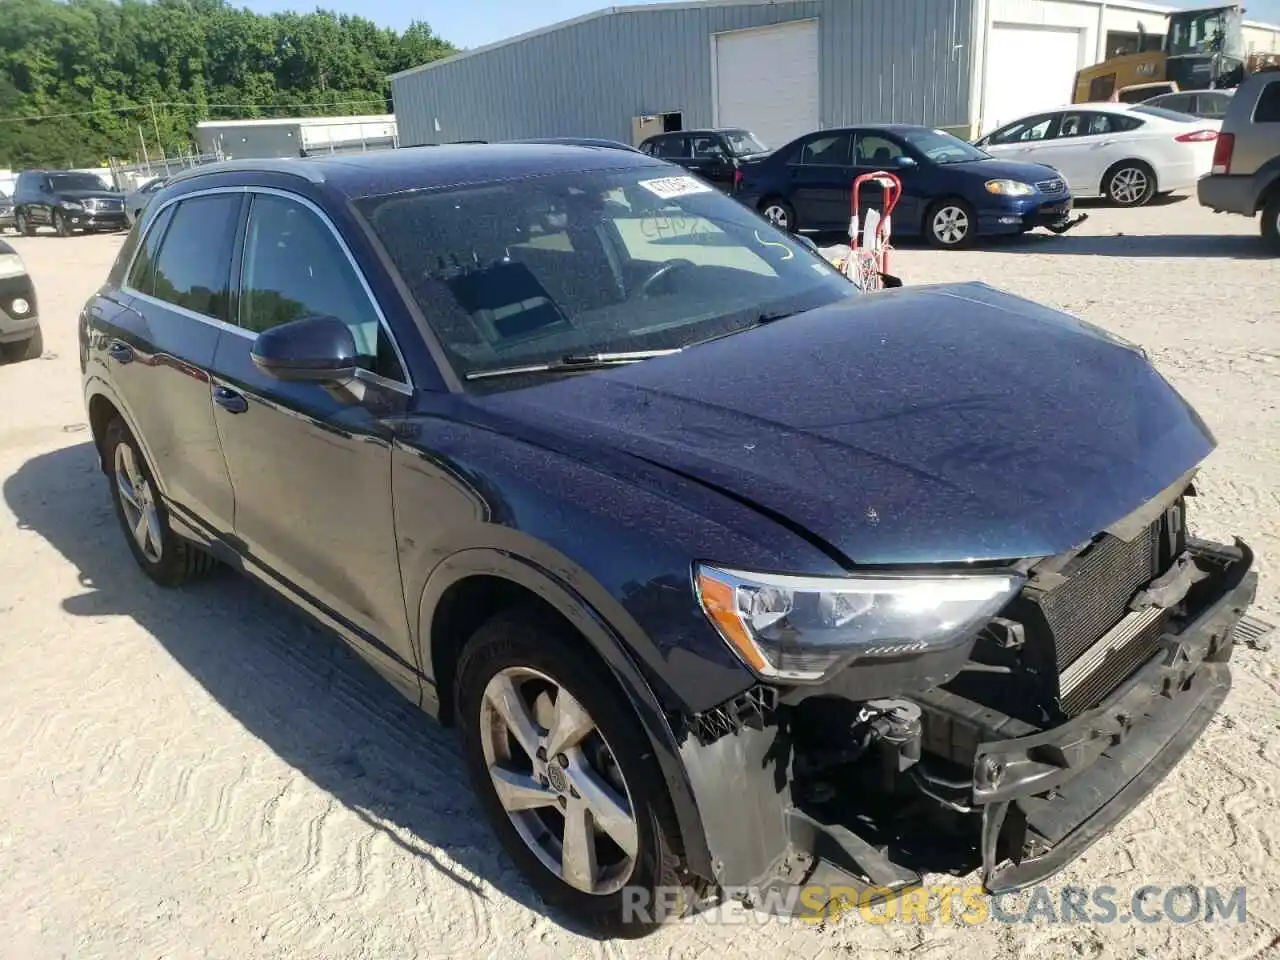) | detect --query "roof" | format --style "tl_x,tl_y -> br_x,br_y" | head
165,143 -> 664,199
641,127 -> 755,137
388,0 -> 1280,83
